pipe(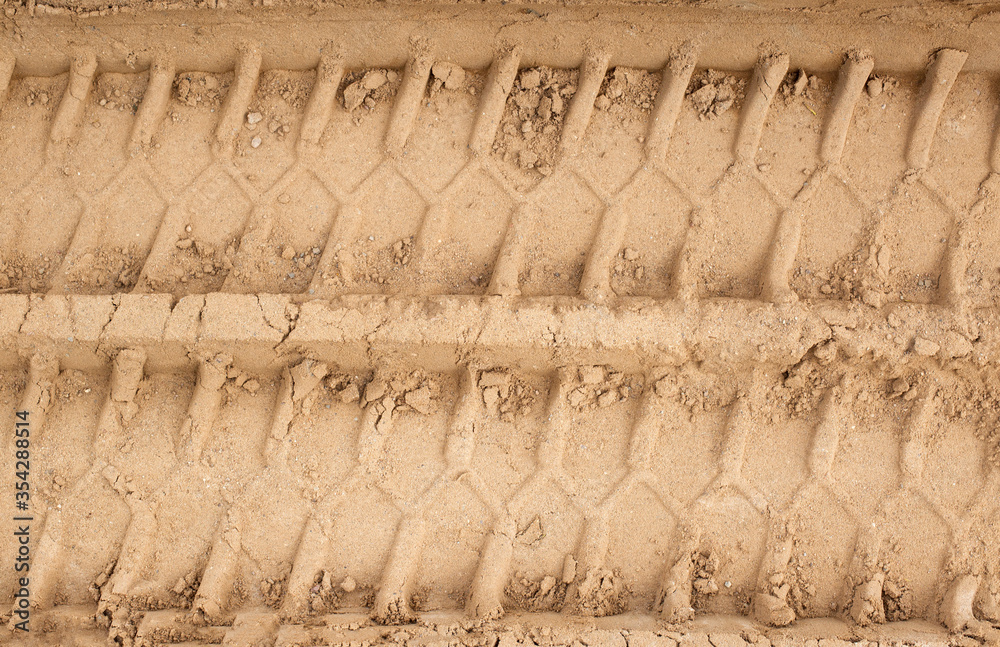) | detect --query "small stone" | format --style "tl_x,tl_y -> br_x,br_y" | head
246,111 -> 263,124
520,69 -> 541,90
939,331 -> 974,359
537,95 -> 553,120
483,386 -> 501,409
277,194 -> 290,204
340,383 -> 360,404
694,577 -> 719,594
793,70 -> 808,96
250,136 -> 262,148
193,240 -> 214,257
363,380 -> 386,405
597,390 -> 619,408
551,94 -> 564,114
405,386 -> 433,415
340,576 -> 357,593
580,365 -> 604,384
361,69 -> 388,90
343,81 -> 368,111
785,374 -> 805,390
814,340 -> 838,364
866,77 -> 883,97
282,246 -> 296,260
913,337 -> 940,357
431,61 -> 466,90
861,288 -> 882,308
479,371 -> 510,389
